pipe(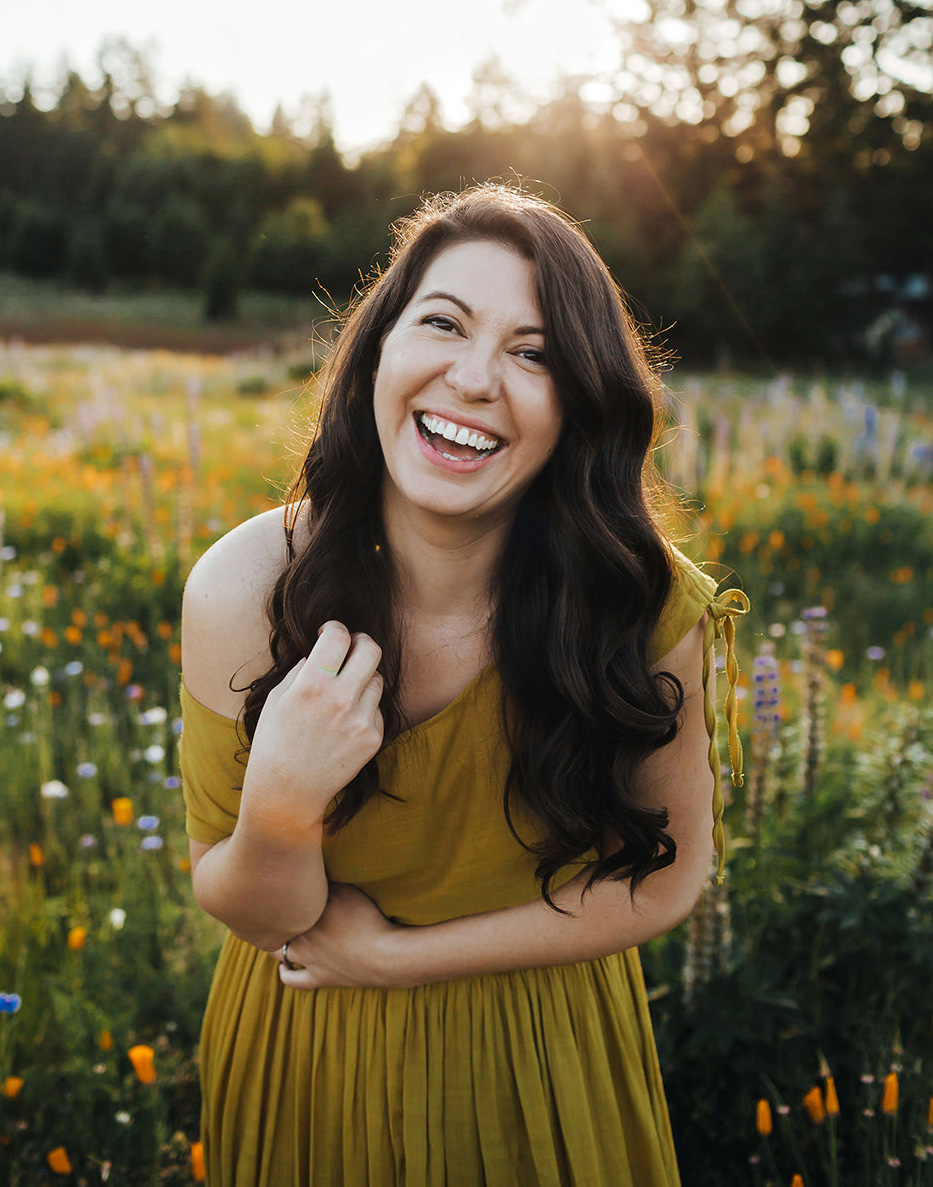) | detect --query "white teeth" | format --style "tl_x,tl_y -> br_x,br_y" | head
419,413 -> 500,453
